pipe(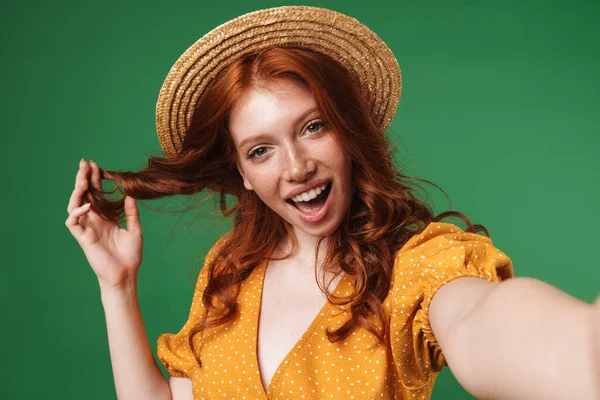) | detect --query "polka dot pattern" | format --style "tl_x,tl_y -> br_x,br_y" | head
157,222 -> 514,399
